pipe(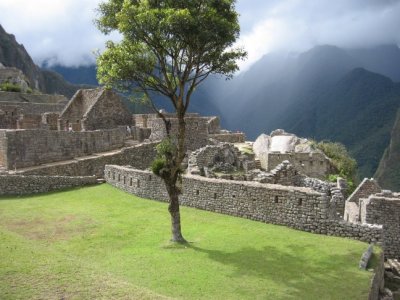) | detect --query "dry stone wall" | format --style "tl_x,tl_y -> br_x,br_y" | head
149,117 -> 209,151
19,141 -> 158,178
0,174 -> 97,195
0,91 -> 68,104
0,128 -> 127,169
209,133 -> 246,143
361,193 -> 400,259
105,165 -> 383,244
